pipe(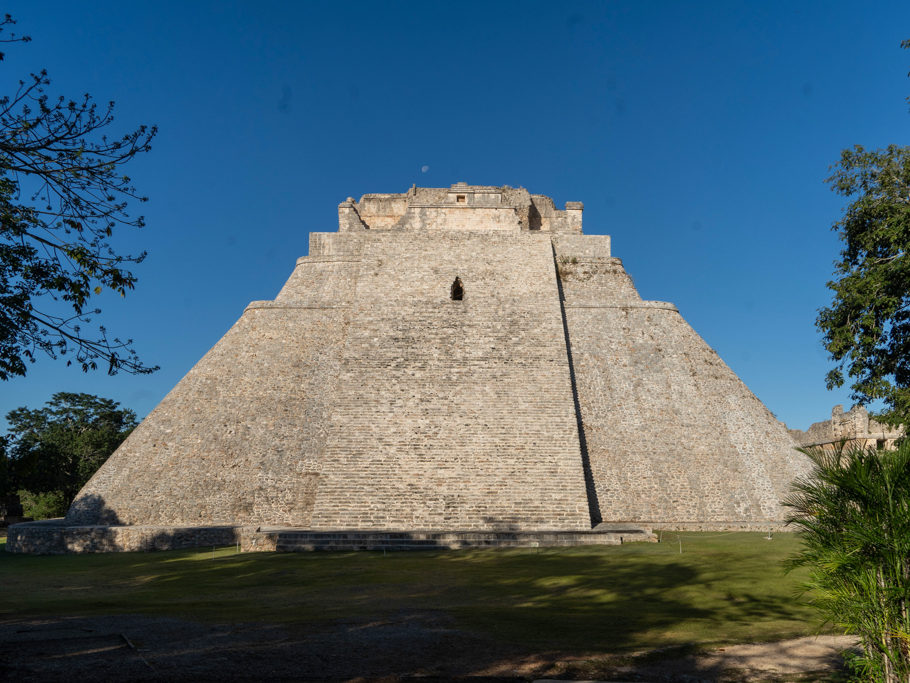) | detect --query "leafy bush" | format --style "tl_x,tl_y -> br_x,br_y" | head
785,441 -> 910,682
17,489 -> 67,520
